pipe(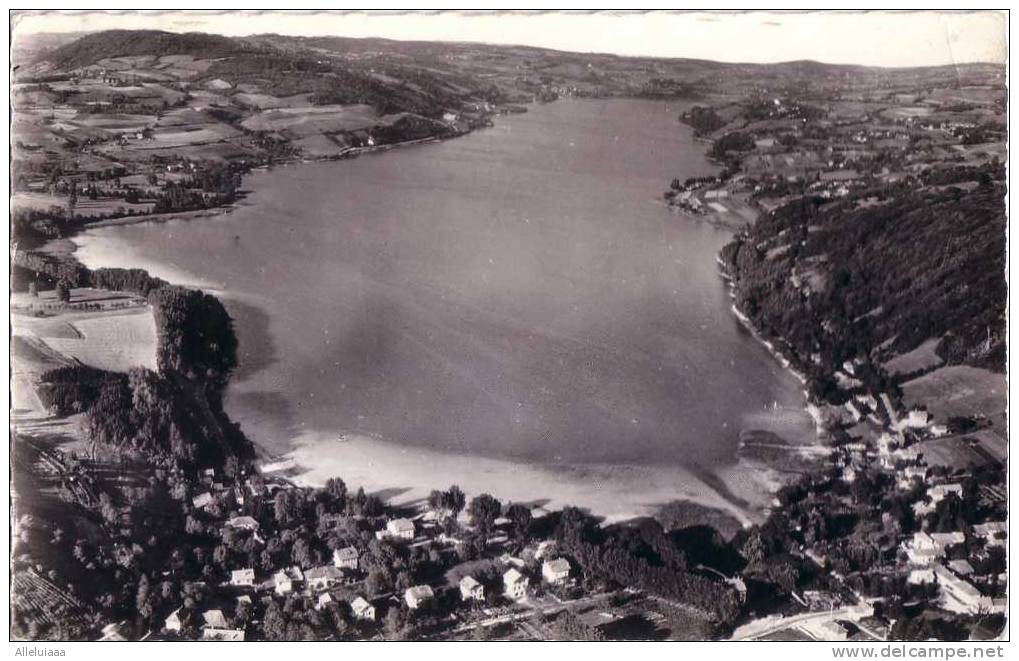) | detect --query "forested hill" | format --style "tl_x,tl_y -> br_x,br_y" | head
721,171 -> 1006,400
